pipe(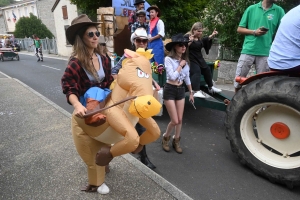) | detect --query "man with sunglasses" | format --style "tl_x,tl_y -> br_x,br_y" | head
112,28 -> 160,170
131,10 -> 149,34
128,0 -> 145,31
